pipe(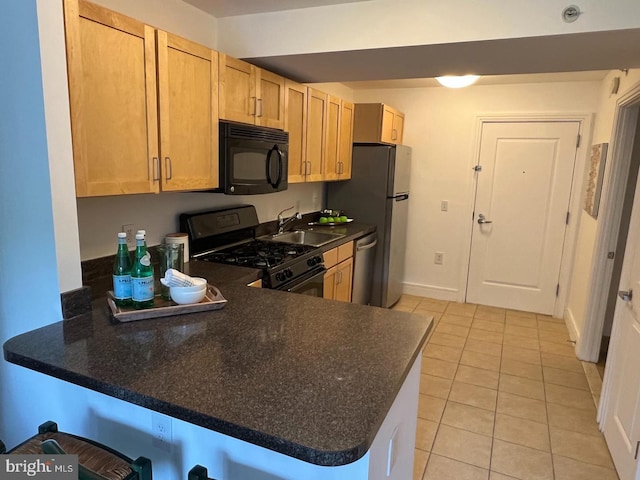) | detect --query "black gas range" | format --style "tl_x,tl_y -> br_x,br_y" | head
180,206 -> 325,293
